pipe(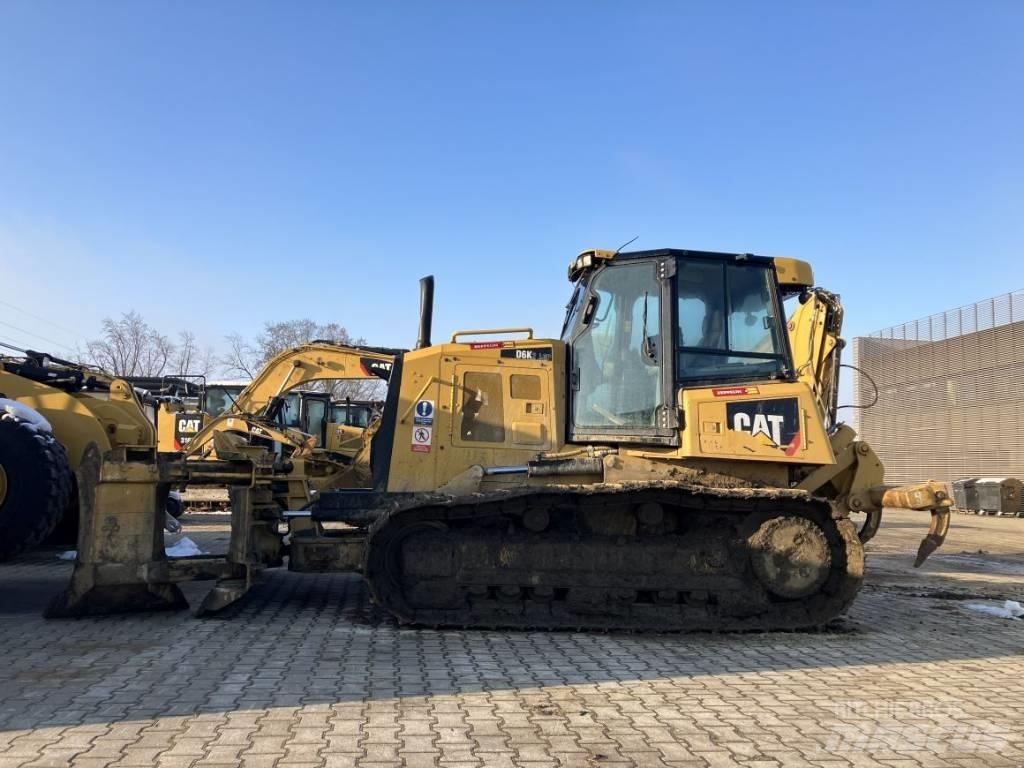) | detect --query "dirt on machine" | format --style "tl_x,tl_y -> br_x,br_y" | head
32,247 -> 952,631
